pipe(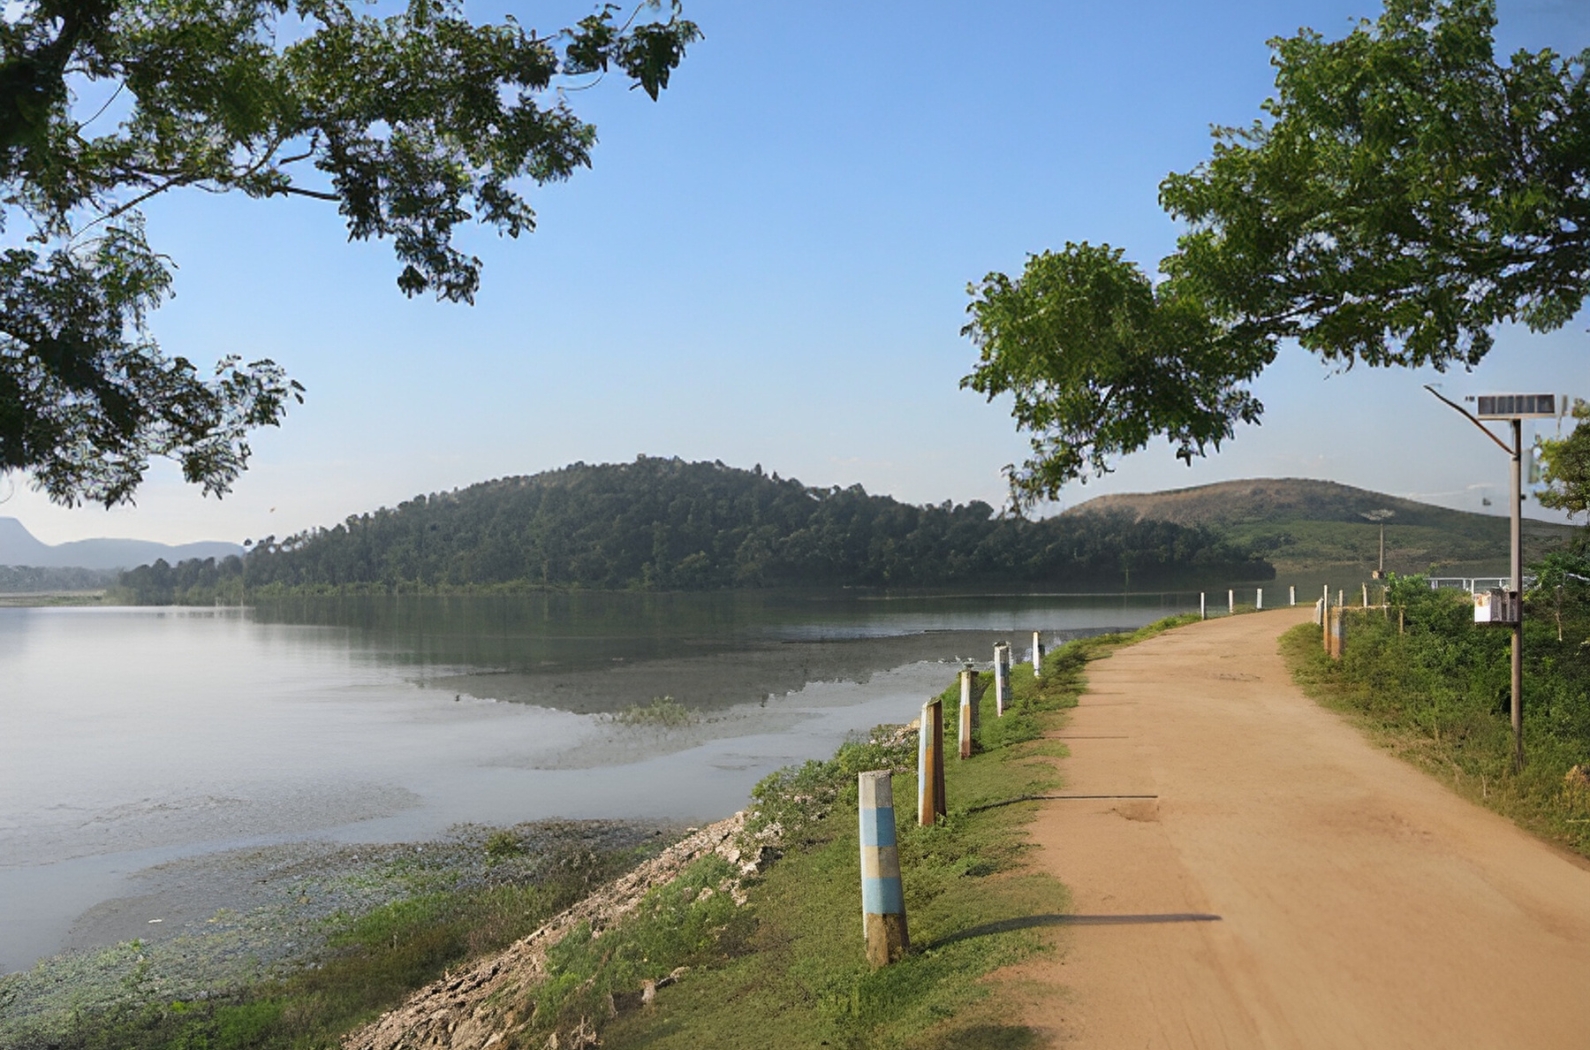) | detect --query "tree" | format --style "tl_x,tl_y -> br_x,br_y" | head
964,0 -> 1589,506
1,0 -> 698,506
1537,401 -> 1590,524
